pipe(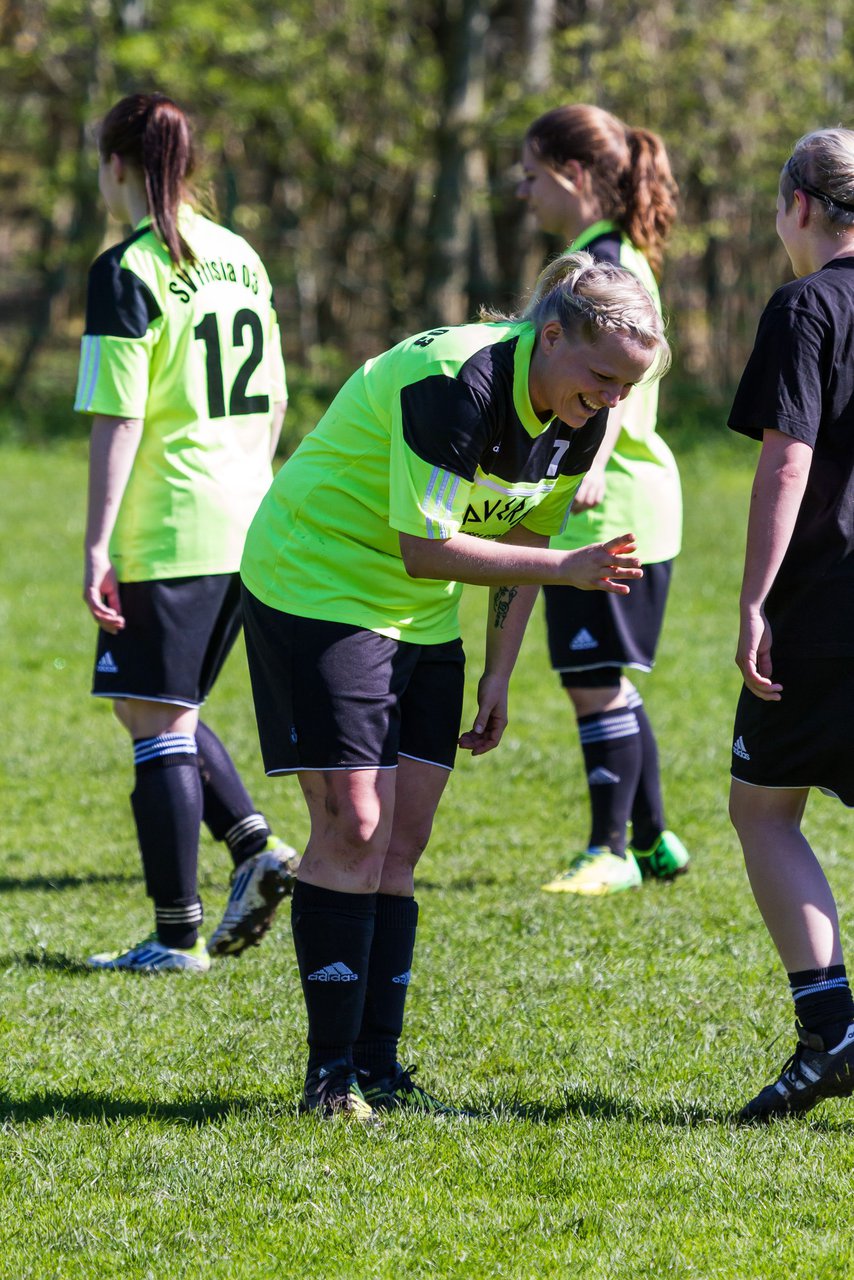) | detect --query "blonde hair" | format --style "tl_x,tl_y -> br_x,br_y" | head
483,251 -> 670,378
781,128 -> 854,228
